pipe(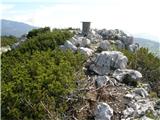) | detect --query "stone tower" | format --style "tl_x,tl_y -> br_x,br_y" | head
82,22 -> 91,36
